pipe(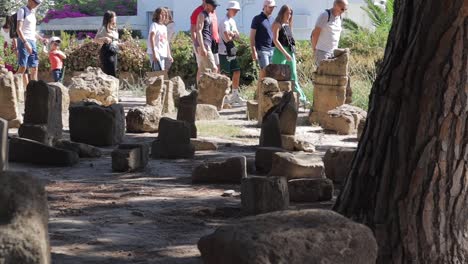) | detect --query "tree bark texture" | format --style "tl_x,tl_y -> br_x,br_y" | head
334,1 -> 467,263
